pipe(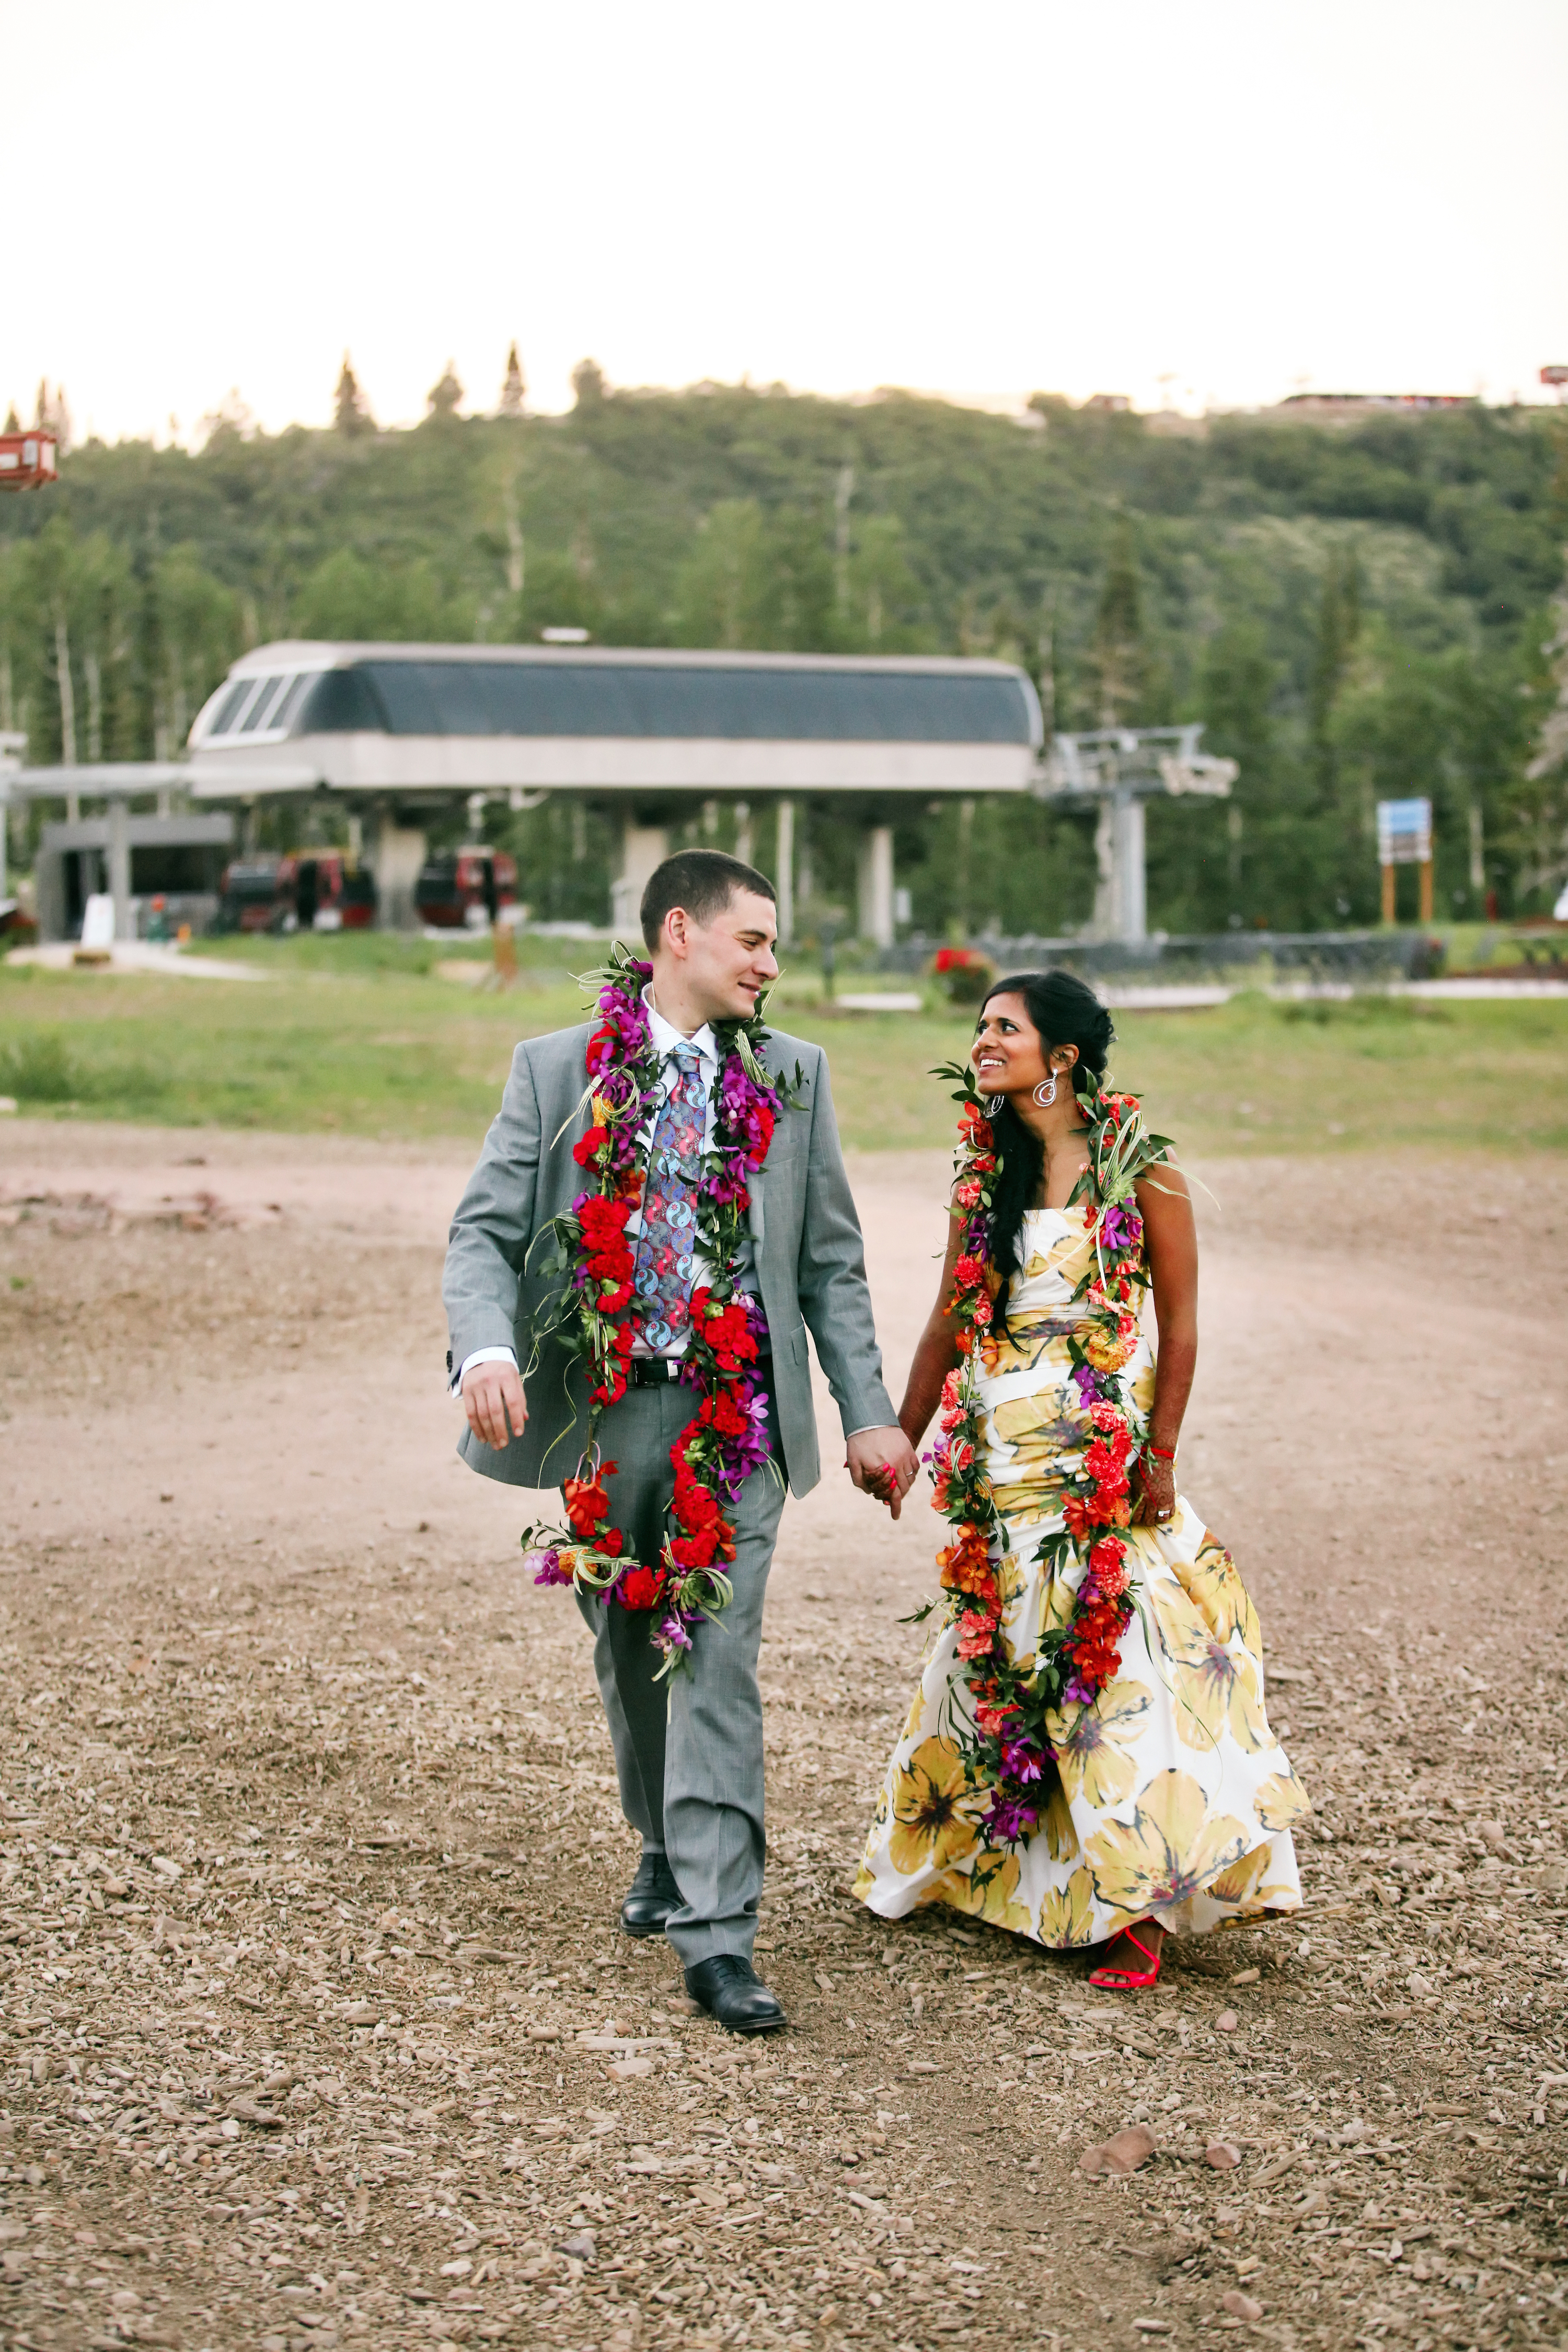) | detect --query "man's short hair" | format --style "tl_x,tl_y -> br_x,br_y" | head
640,849 -> 776,952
